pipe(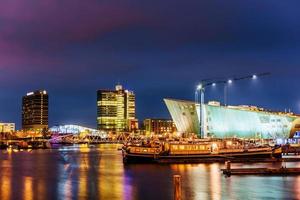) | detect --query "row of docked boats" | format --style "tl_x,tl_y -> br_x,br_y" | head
122,138 -> 282,163
0,141 -> 51,150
